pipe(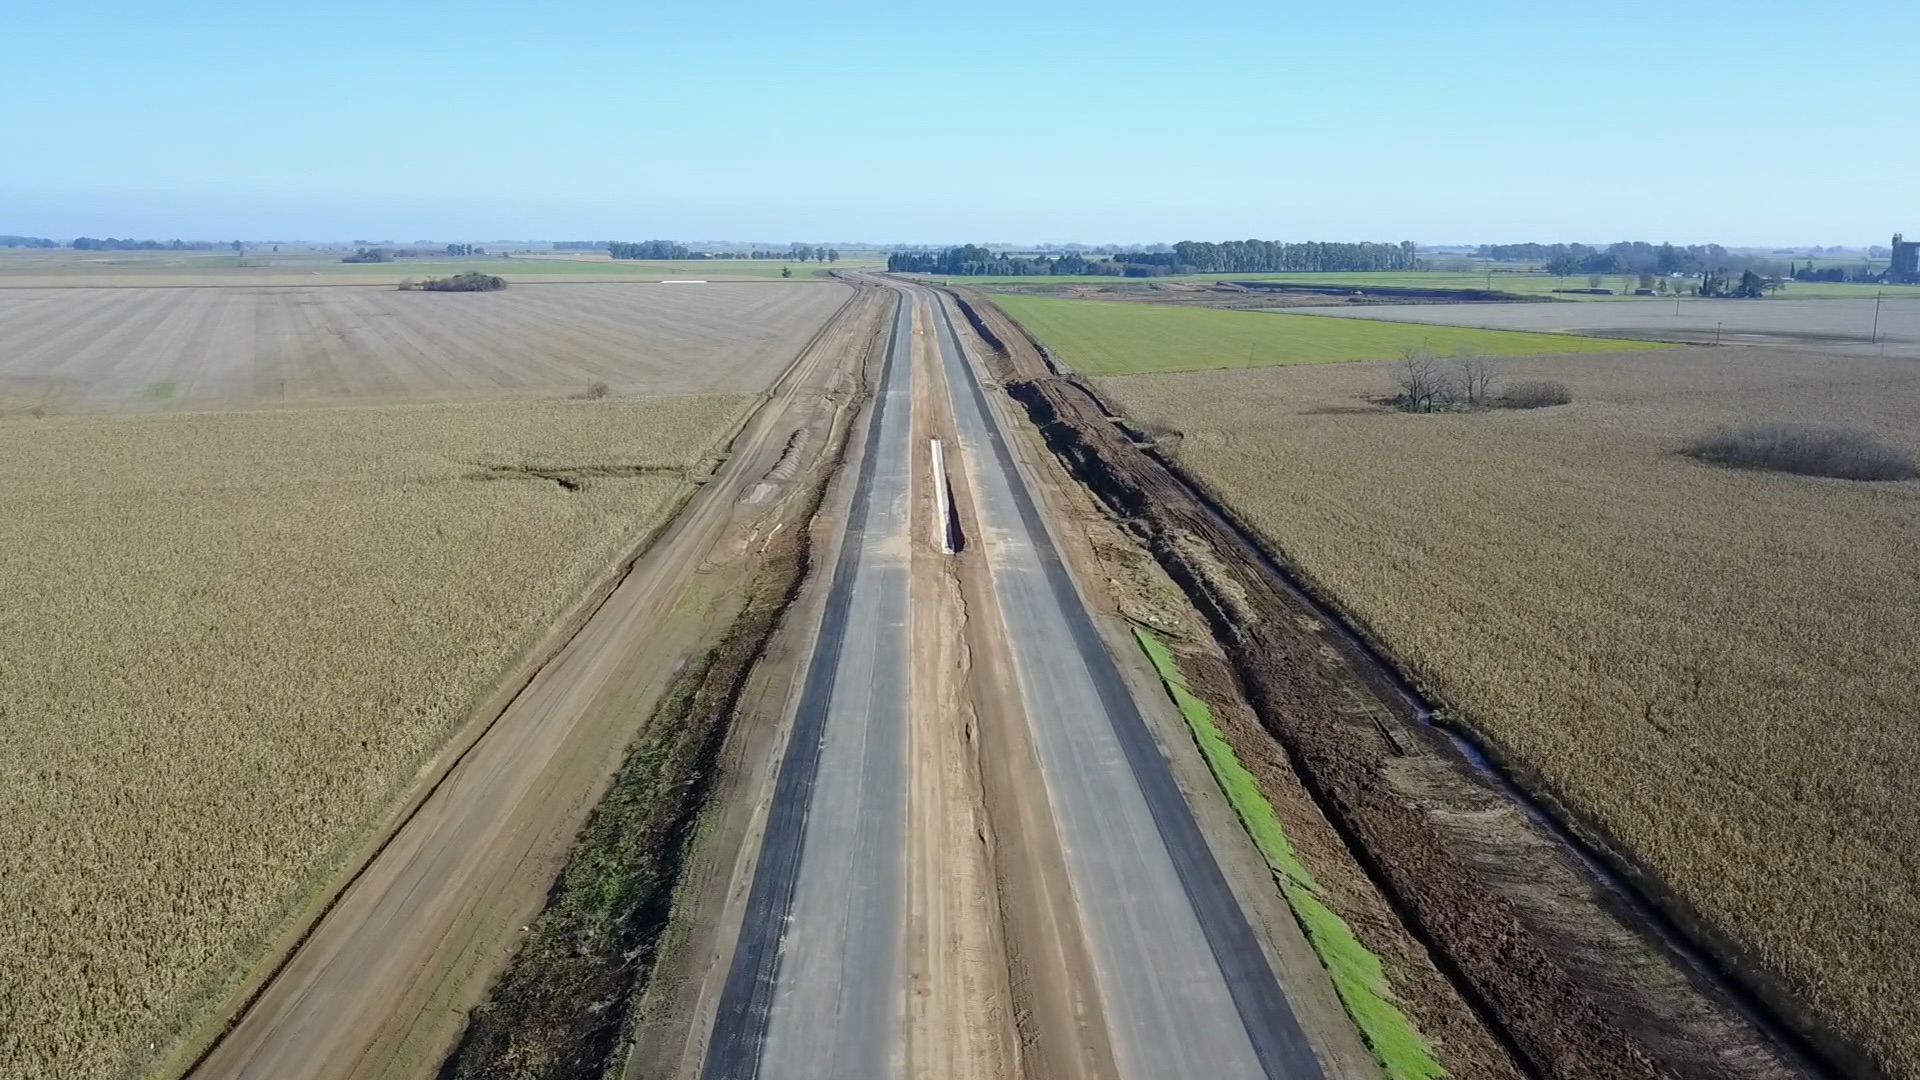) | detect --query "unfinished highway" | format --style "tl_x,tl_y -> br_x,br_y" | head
699,280 -> 1332,1080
